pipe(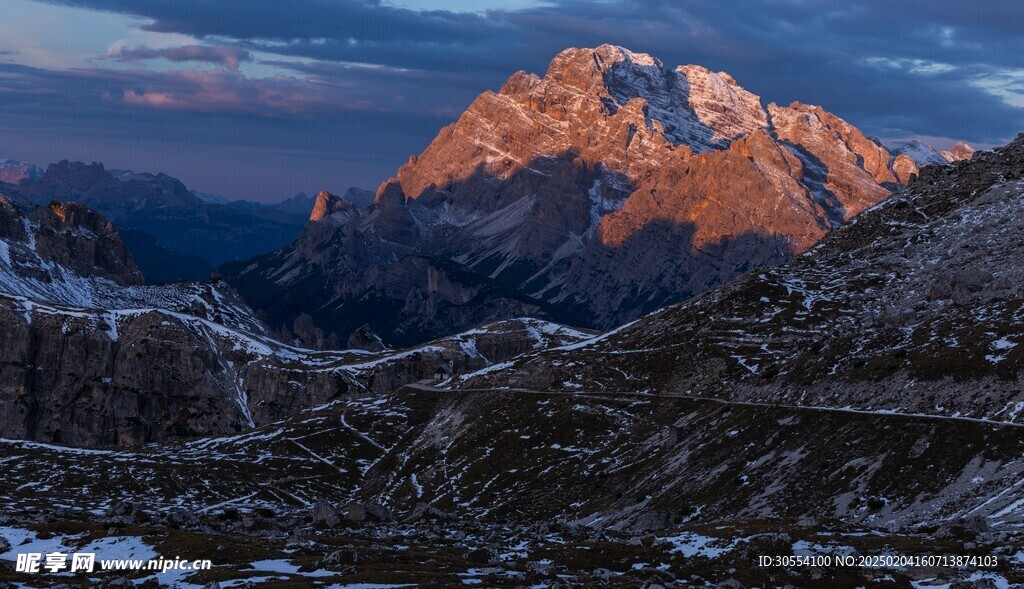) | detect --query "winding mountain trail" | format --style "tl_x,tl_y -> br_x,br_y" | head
406,383 -> 1024,429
